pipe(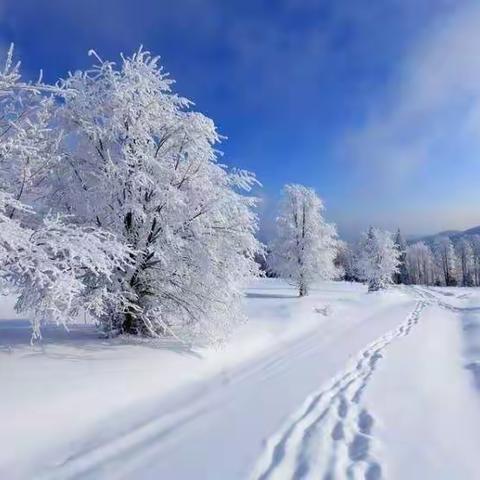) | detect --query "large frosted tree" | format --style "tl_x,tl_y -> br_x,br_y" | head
356,227 -> 400,292
45,48 -> 261,341
268,184 -> 338,296
0,46 -> 130,339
